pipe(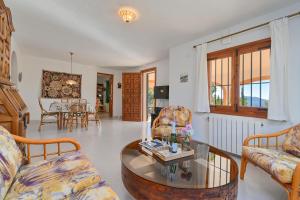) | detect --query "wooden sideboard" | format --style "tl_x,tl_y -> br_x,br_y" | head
0,0 -> 29,146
